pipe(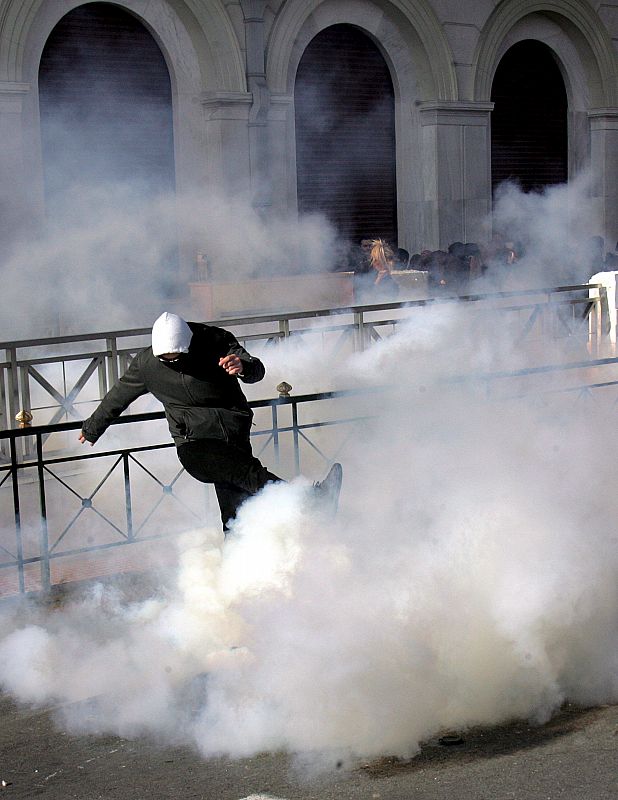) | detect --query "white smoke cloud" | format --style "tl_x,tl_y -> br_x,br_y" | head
1,278 -> 617,767
0,182 -> 339,341
3,6 -> 616,770
1,170 -> 617,769
483,173 -> 604,289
